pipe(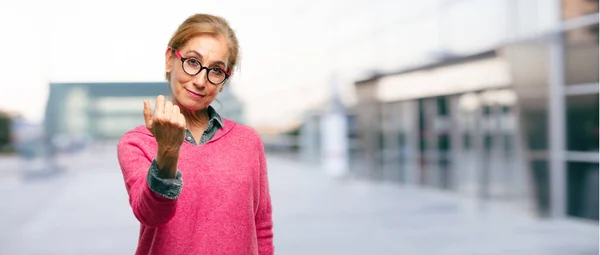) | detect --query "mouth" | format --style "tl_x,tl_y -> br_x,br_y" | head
185,88 -> 205,98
